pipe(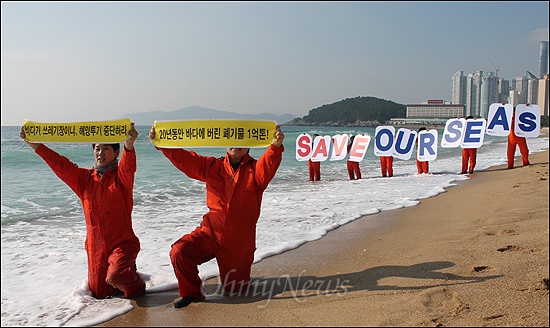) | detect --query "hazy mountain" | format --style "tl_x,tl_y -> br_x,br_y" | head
120,106 -> 295,126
